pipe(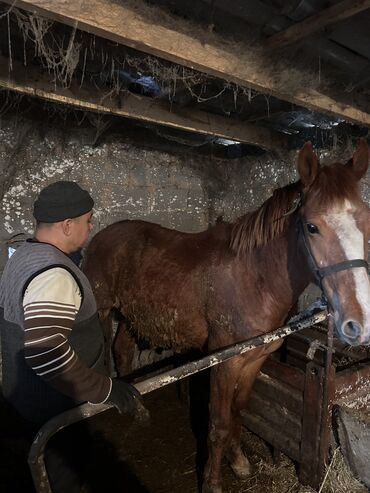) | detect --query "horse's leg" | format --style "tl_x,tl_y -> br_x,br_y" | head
202,361 -> 241,493
226,356 -> 269,478
227,340 -> 283,478
113,319 -> 136,376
